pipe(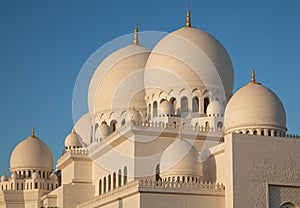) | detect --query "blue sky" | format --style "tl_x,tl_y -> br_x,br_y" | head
0,0 -> 299,175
